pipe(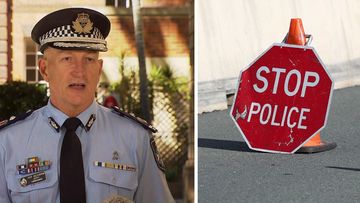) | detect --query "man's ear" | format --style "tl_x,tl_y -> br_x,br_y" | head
38,57 -> 49,81
98,59 -> 103,75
